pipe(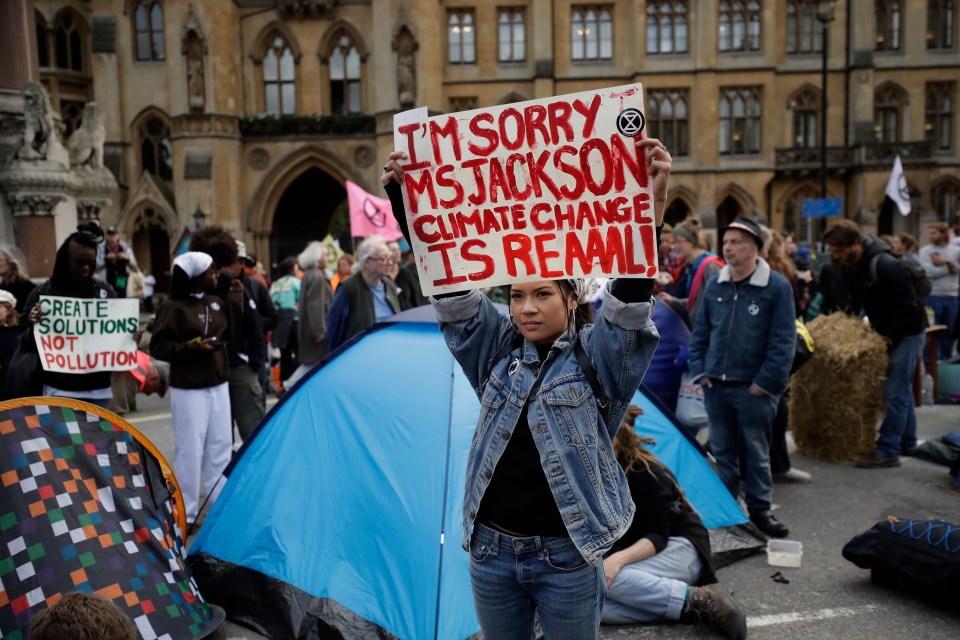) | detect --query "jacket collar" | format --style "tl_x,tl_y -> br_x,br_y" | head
717,257 -> 772,286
